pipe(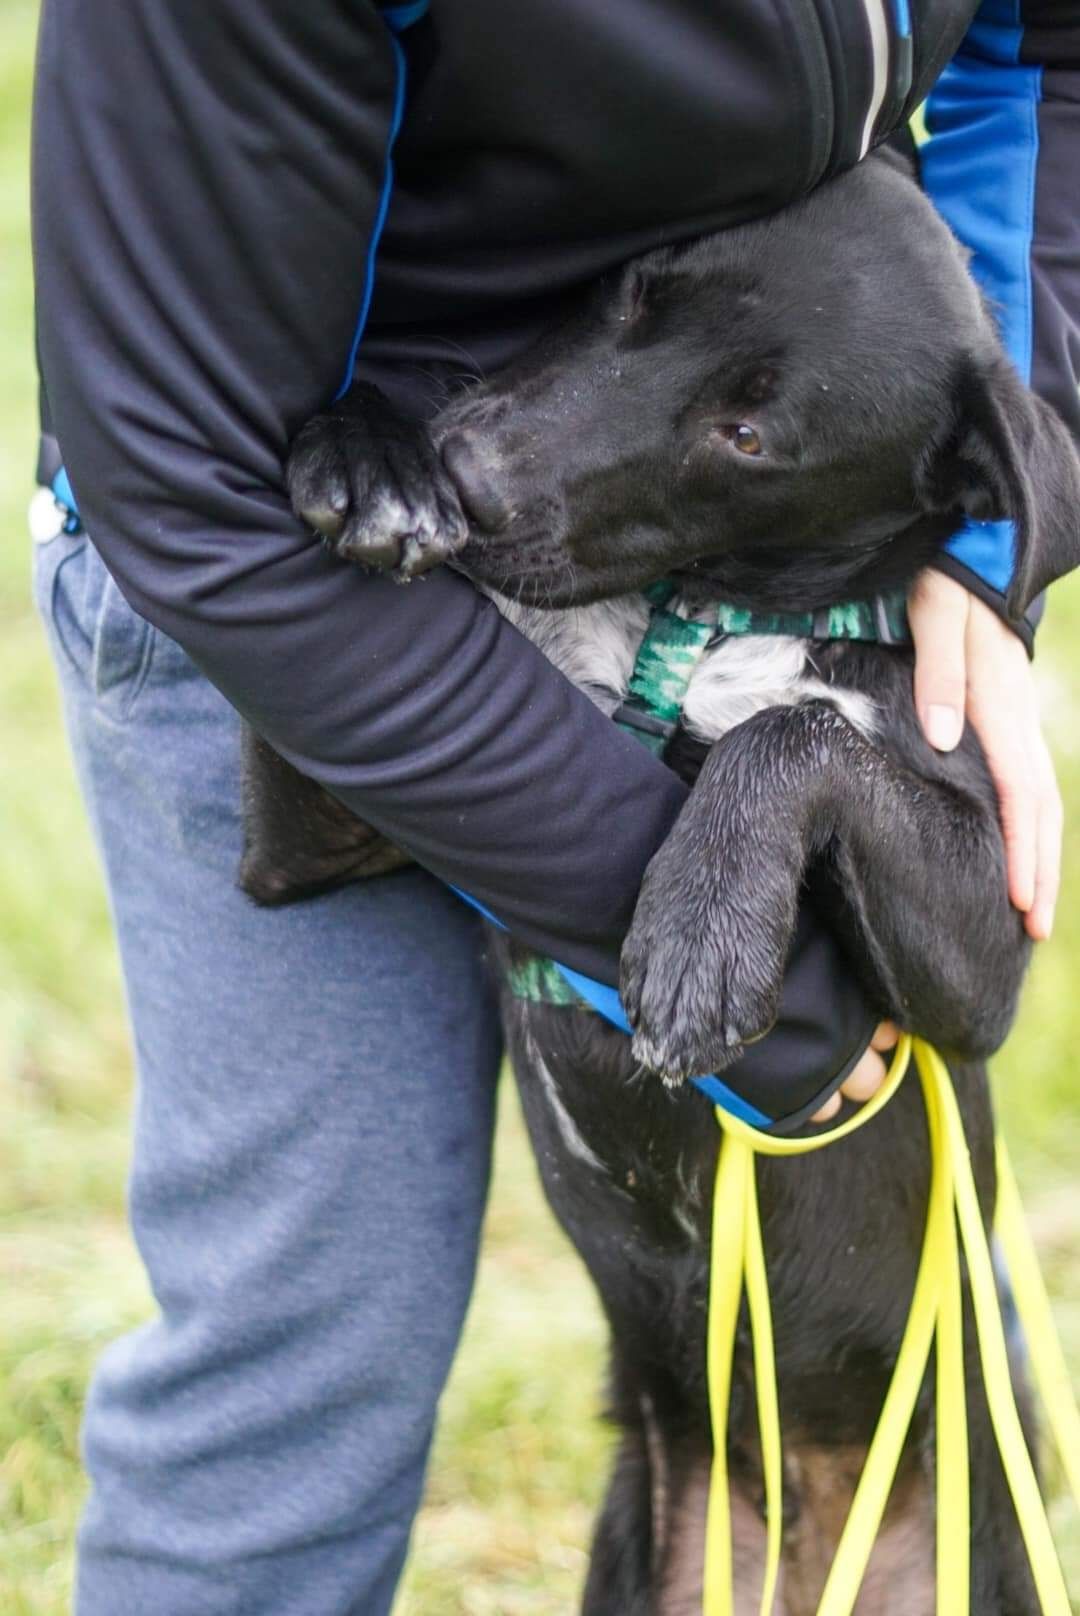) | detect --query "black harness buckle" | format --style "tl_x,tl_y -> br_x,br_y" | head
612,702 -> 678,744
